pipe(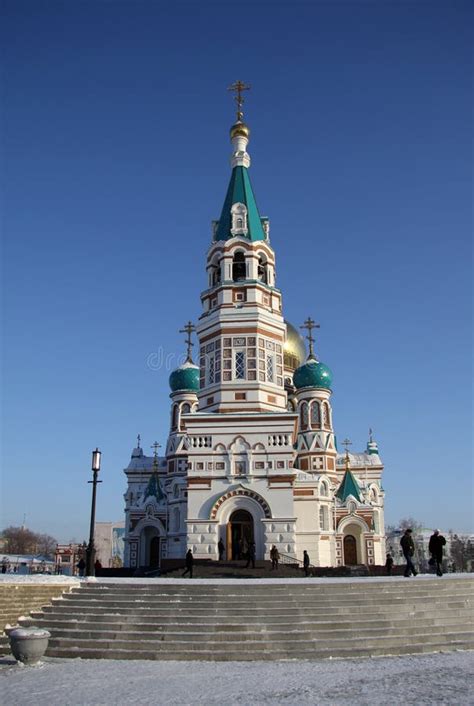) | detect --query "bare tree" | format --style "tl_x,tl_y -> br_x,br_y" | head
449,533 -> 472,572
36,533 -> 57,559
1,526 -> 57,557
